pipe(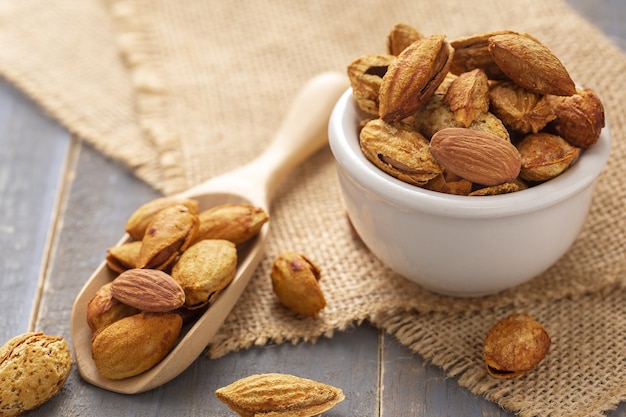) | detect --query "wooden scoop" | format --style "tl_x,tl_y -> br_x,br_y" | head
70,72 -> 349,394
